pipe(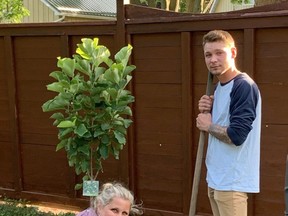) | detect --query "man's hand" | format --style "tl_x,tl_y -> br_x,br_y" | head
196,113 -> 212,132
198,95 -> 214,113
